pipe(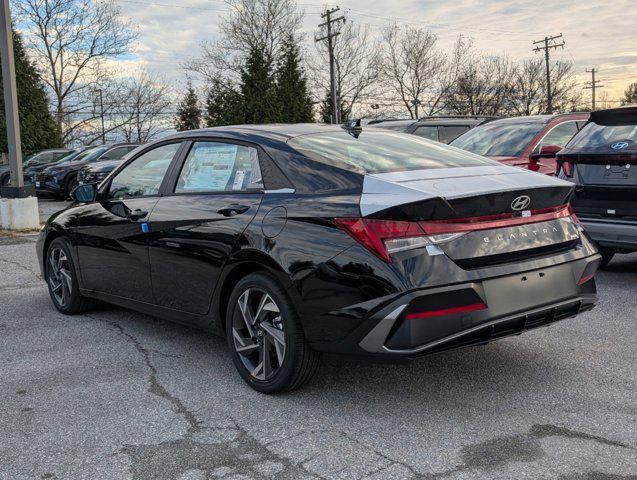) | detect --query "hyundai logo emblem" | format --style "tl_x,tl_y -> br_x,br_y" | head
610,141 -> 629,150
511,195 -> 531,211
